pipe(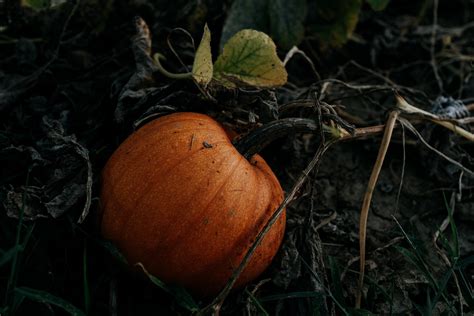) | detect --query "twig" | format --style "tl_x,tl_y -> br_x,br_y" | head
394,123 -> 406,215
167,27 -> 196,72
398,118 -> 474,176
283,46 -> 321,81
396,94 -> 474,142
356,110 -> 399,308
341,236 -> 404,282
315,211 -> 338,231
430,0 -> 444,93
